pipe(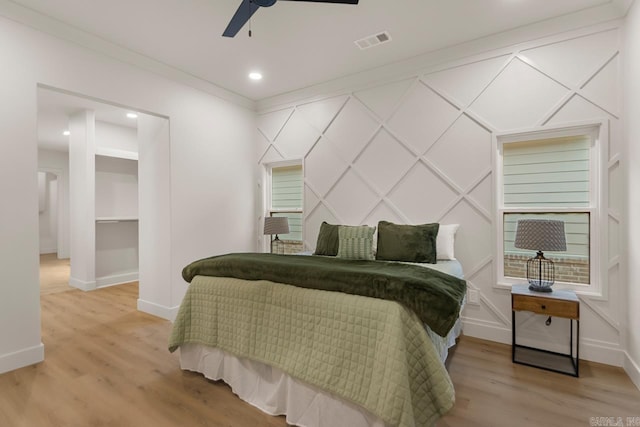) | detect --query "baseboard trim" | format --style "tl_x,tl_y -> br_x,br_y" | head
69,277 -> 96,291
137,298 -> 179,322
462,319 -> 624,366
624,352 -> 640,391
39,247 -> 56,255
0,343 -> 44,375
461,318 -> 511,345
580,340 -> 625,367
96,272 -> 138,288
